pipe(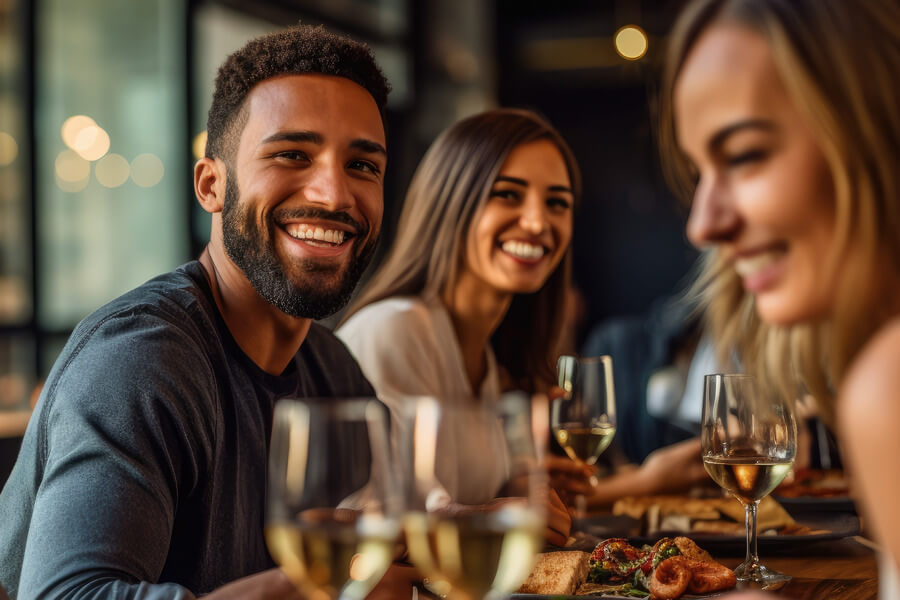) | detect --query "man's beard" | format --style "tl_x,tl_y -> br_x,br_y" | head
221,176 -> 377,320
